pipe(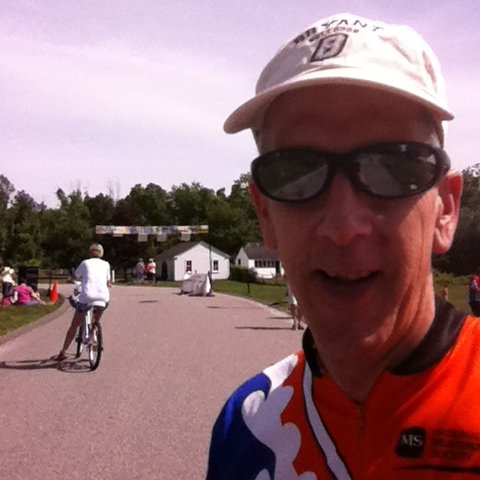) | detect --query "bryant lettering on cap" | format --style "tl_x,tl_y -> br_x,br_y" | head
224,13 -> 453,134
